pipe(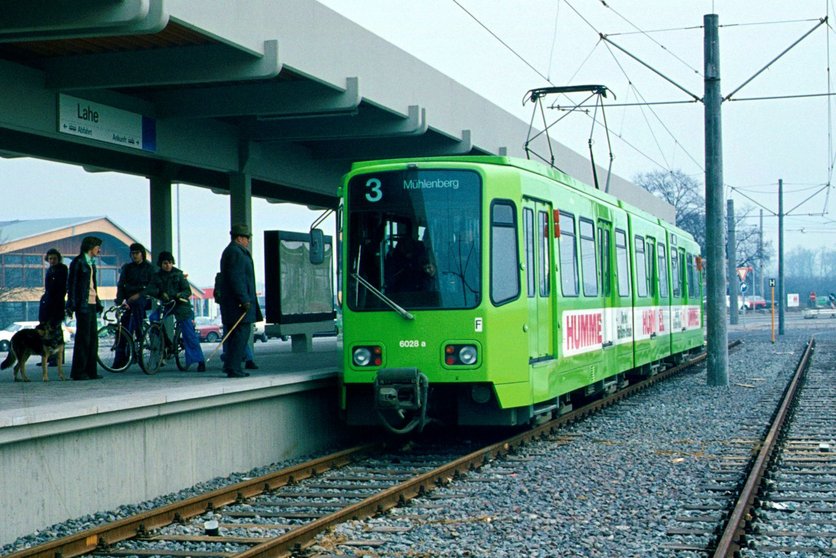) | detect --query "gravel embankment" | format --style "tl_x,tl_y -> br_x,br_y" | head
2,326 -> 830,557
309,328 -> 828,557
